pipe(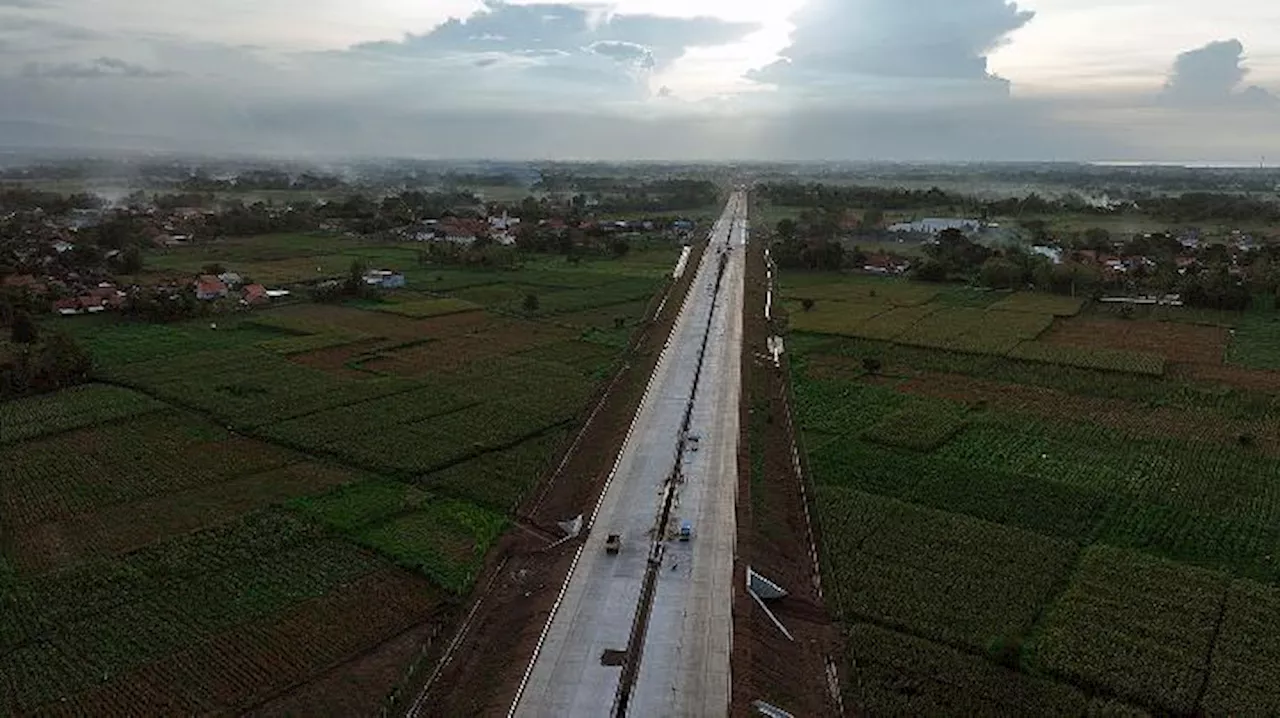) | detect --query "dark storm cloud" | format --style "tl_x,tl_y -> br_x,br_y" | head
19,56 -> 176,79
1160,39 -> 1276,107
751,0 -> 1033,102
